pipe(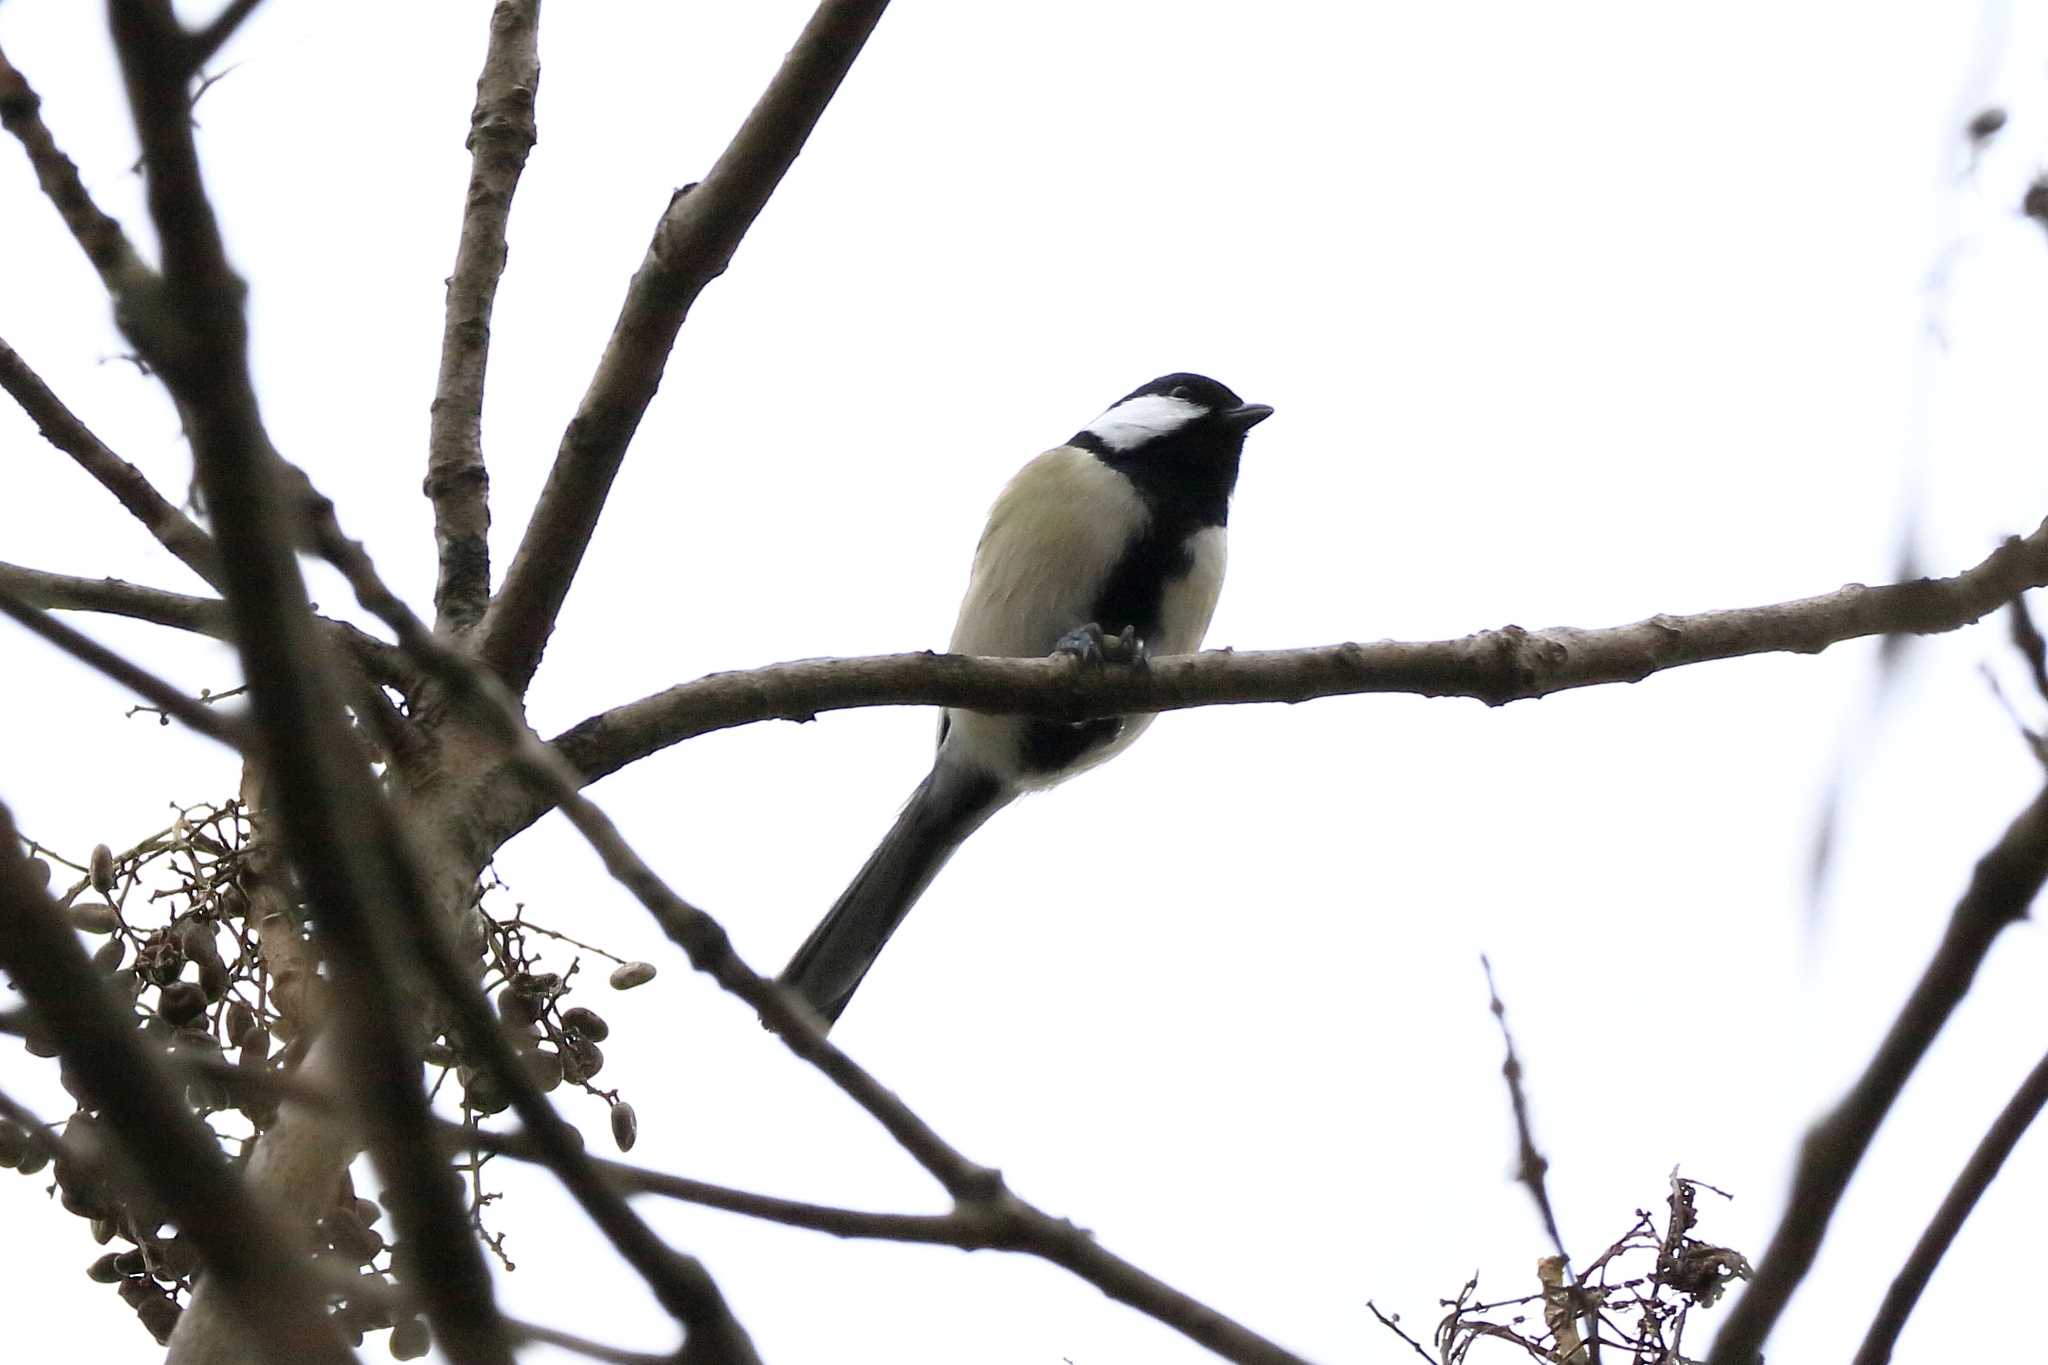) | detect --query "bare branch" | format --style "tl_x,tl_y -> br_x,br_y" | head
427,0 -> 541,632
477,0 -> 892,693
1852,1044 -> 2048,1365
0,39 -> 154,296
1709,783 -> 2048,1364
106,5 -> 514,1359
185,0 -> 266,72
0,559 -> 416,689
0,587 -> 245,746
1481,956 -> 1569,1263
523,518 -> 2048,831
0,334 -> 221,587
0,800 -> 354,1364
452,1121 -> 984,1246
